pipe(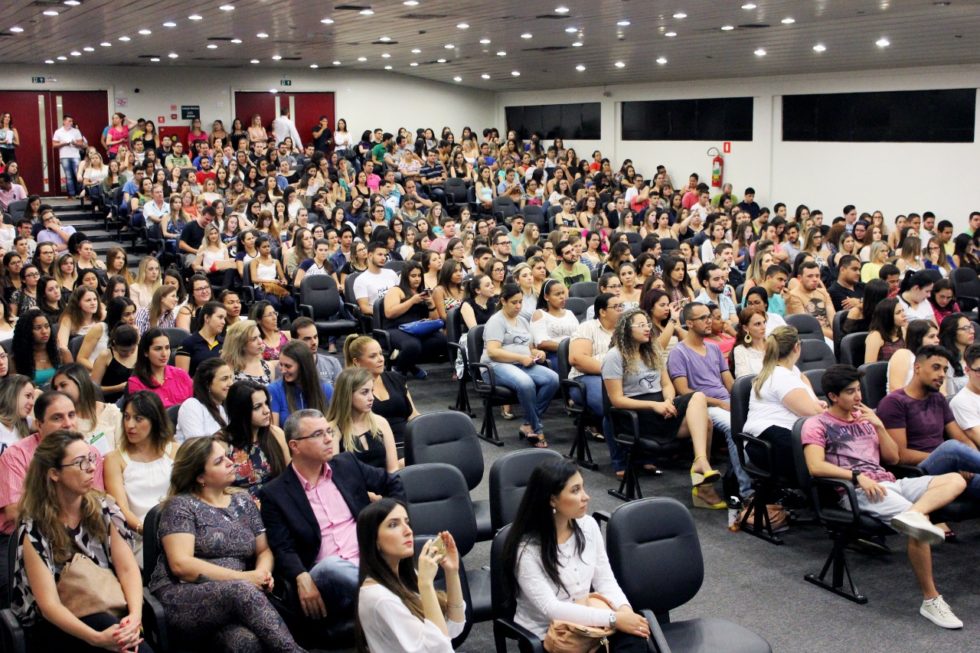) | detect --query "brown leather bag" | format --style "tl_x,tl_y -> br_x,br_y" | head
543,593 -> 616,653
56,553 -> 128,618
